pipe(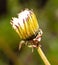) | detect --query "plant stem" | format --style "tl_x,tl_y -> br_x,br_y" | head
37,46 -> 51,65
